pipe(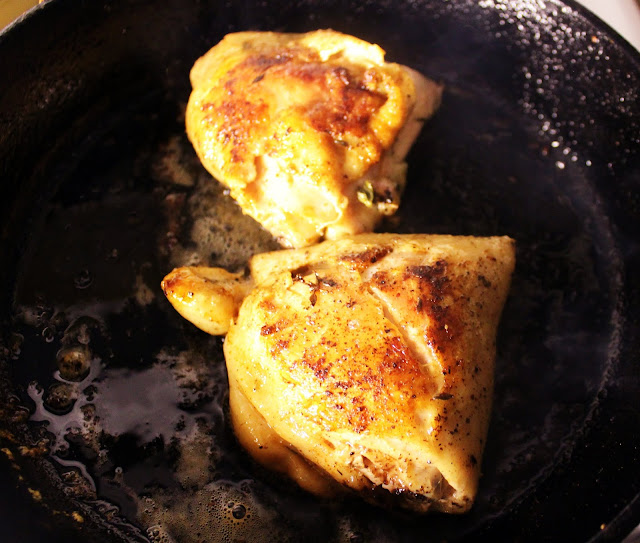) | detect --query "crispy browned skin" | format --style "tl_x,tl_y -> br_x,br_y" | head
163,234 -> 515,513
186,30 -> 442,248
